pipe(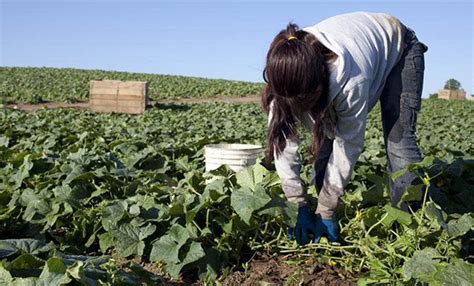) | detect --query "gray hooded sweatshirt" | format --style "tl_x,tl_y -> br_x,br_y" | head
269,12 -> 405,218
